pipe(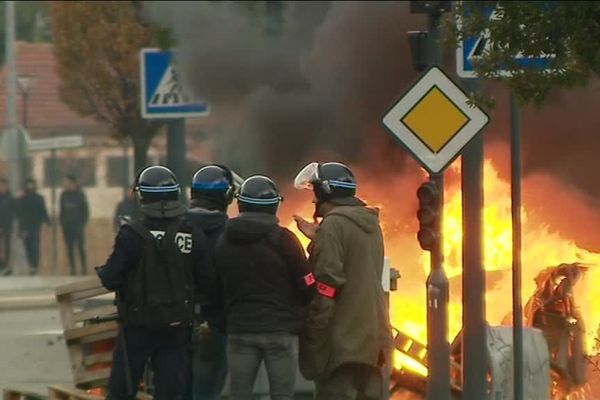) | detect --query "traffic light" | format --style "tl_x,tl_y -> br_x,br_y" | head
416,179 -> 441,251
